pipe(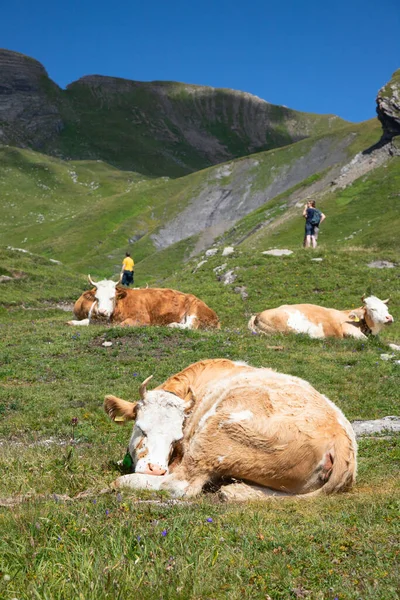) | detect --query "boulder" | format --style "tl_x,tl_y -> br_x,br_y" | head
352,416 -> 400,437
205,248 -> 218,257
367,260 -> 395,269
262,249 -> 293,257
376,68 -> 400,141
